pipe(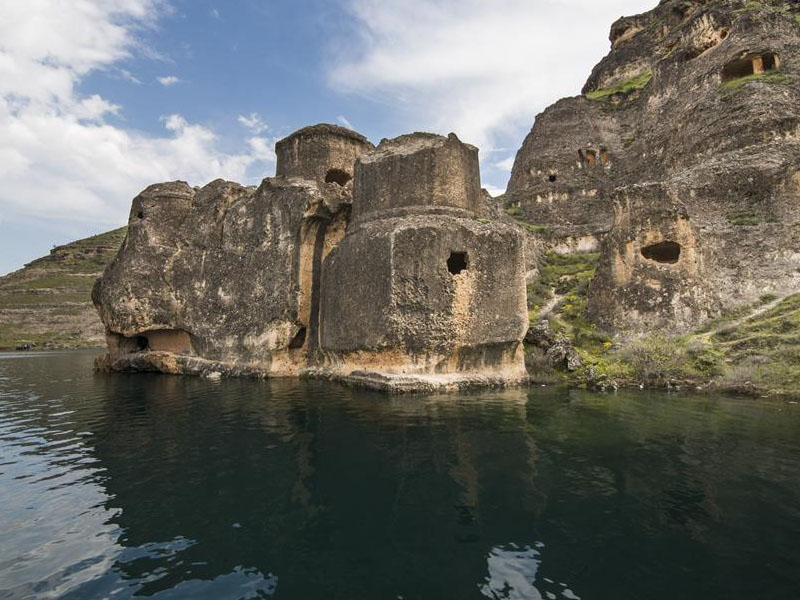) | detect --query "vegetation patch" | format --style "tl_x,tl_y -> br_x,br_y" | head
719,70 -> 788,94
726,210 -> 760,226
528,251 -> 600,313
623,133 -> 636,148
523,245 -> 800,396
516,220 -> 547,233
586,70 -> 653,101
0,227 -> 126,350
